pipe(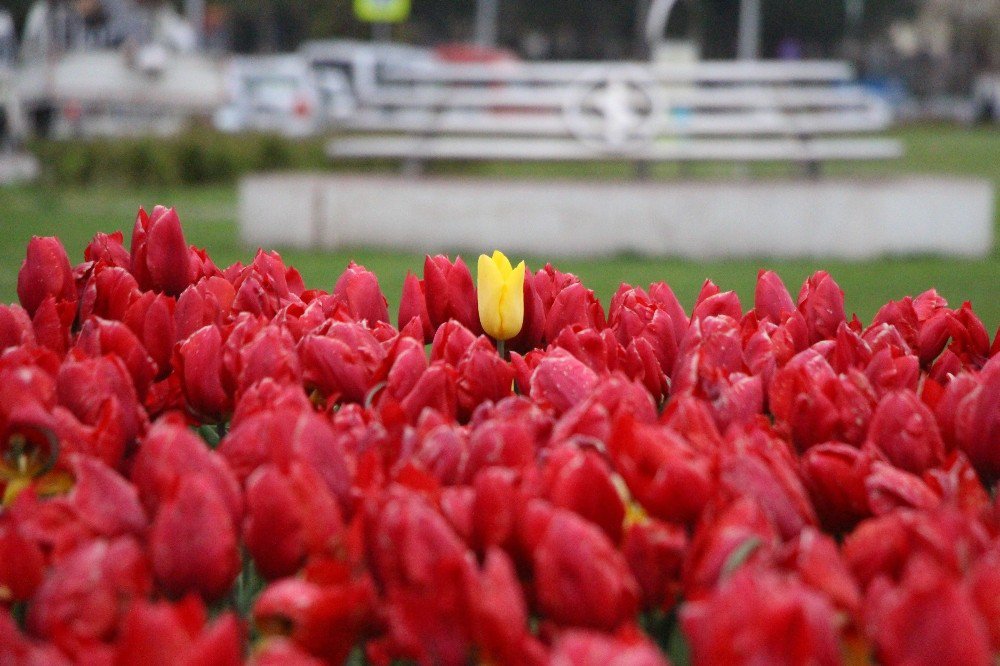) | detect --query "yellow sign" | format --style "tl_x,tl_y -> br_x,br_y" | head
354,0 -> 411,23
